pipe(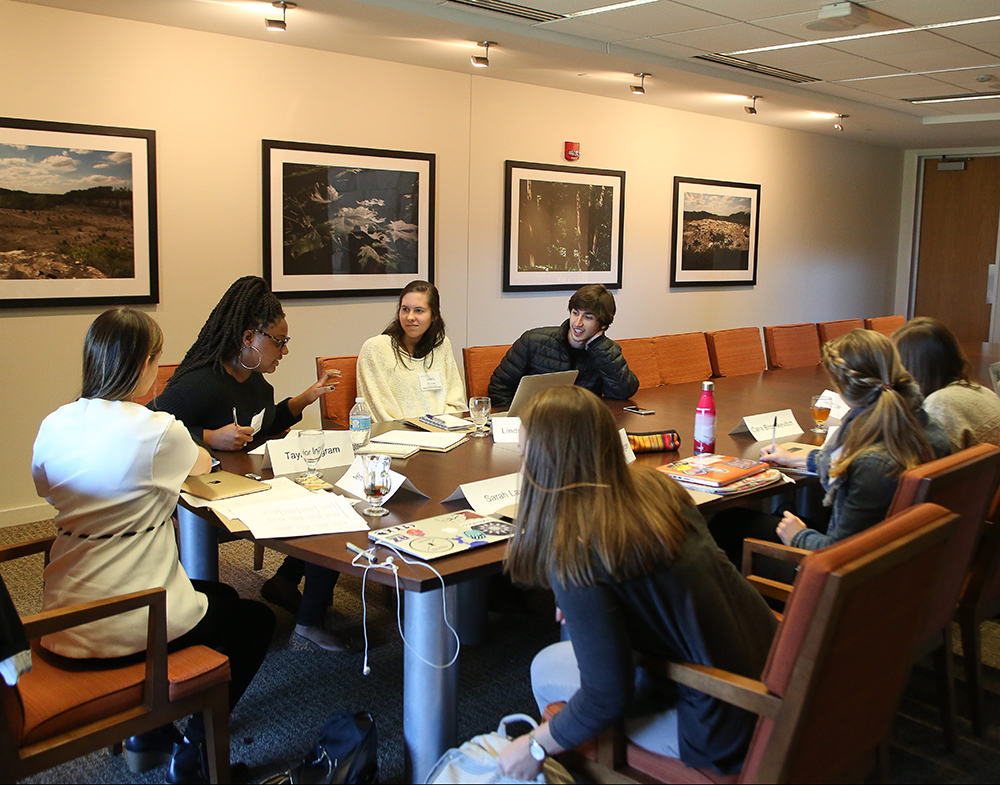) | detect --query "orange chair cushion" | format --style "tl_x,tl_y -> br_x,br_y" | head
818,319 -> 863,344
865,316 -> 905,336
616,338 -> 660,389
316,356 -> 358,429
132,364 -> 179,406
706,328 -> 766,377
652,333 -> 712,385
763,324 -> 820,369
18,643 -> 230,746
463,345 -> 511,400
